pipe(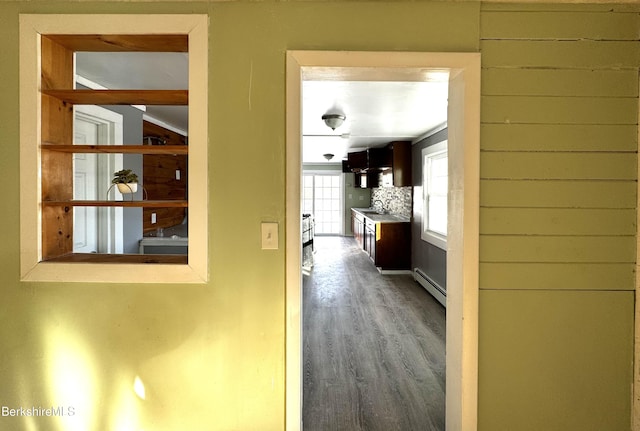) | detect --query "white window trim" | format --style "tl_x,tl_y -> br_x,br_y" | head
19,14 -> 209,283
421,140 -> 448,250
